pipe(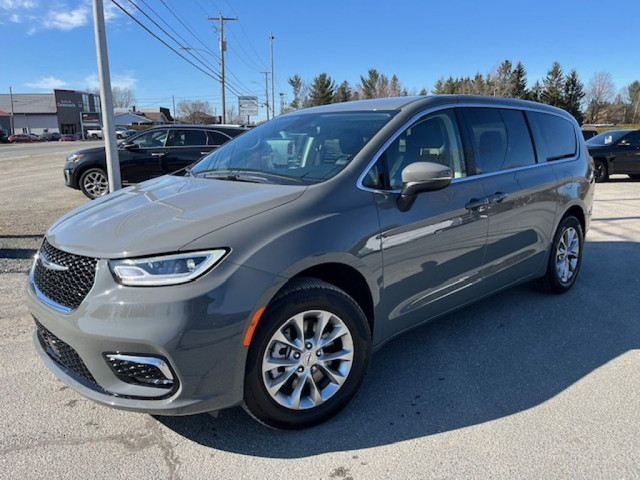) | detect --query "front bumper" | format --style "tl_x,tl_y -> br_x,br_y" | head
27,257 -> 280,415
63,161 -> 77,188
